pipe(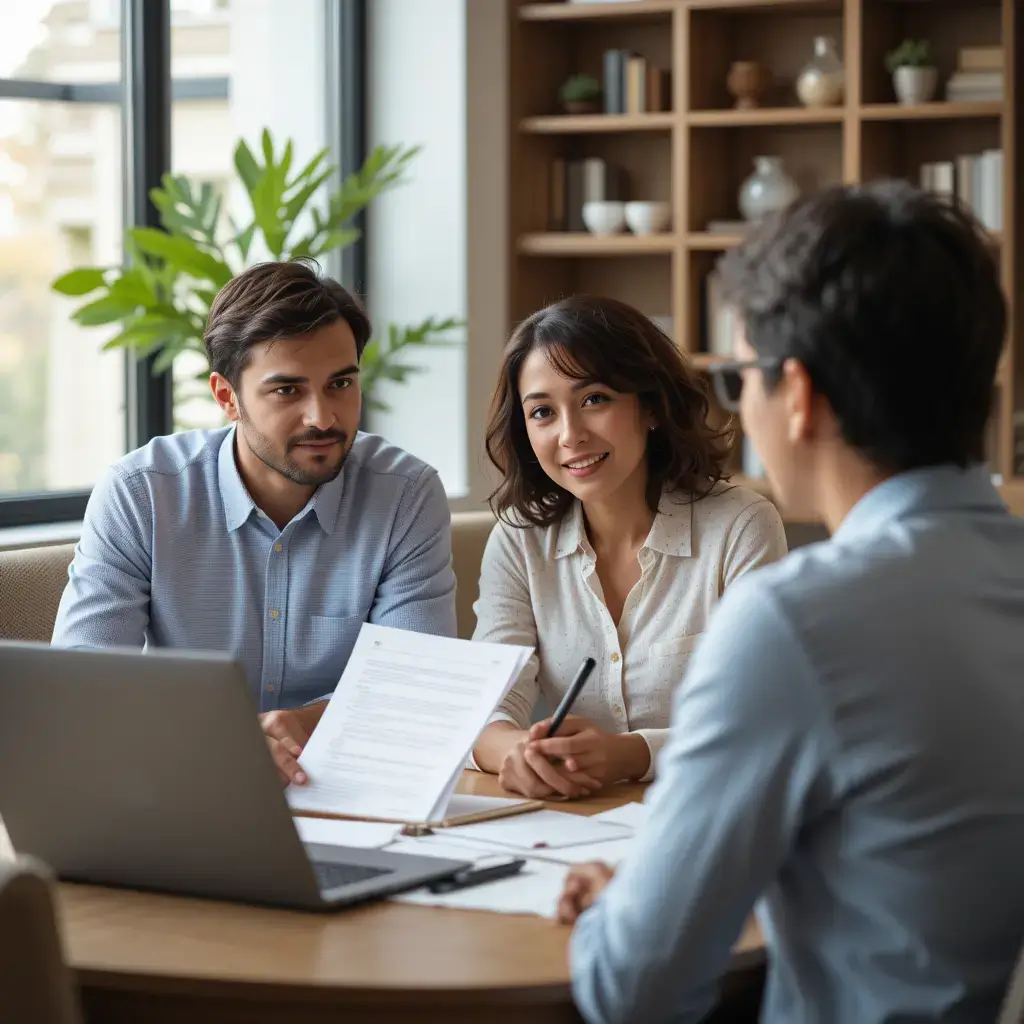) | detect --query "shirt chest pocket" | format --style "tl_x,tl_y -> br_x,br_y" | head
289,614 -> 365,688
645,632 -> 705,693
